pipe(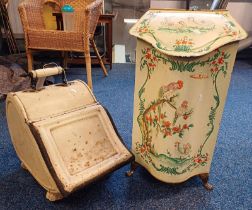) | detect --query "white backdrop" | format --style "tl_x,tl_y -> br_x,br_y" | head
7,0 -> 24,35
